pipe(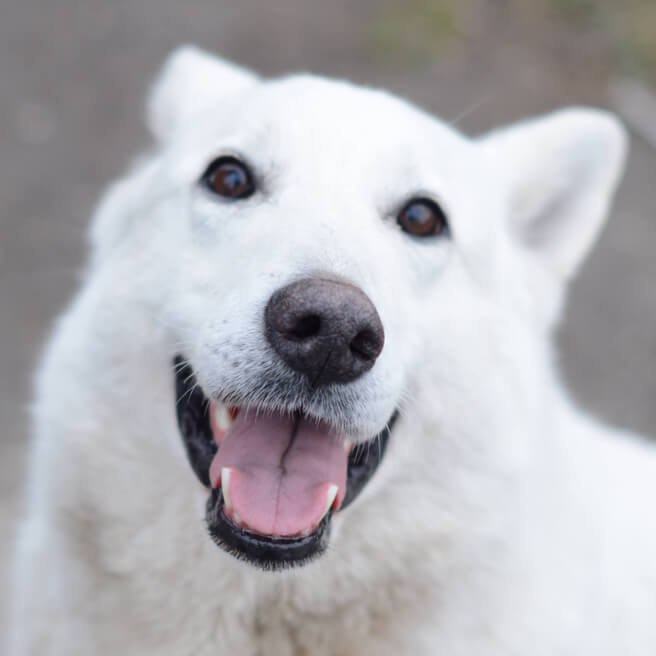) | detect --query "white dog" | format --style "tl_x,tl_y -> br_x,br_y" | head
9,46 -> 656,655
